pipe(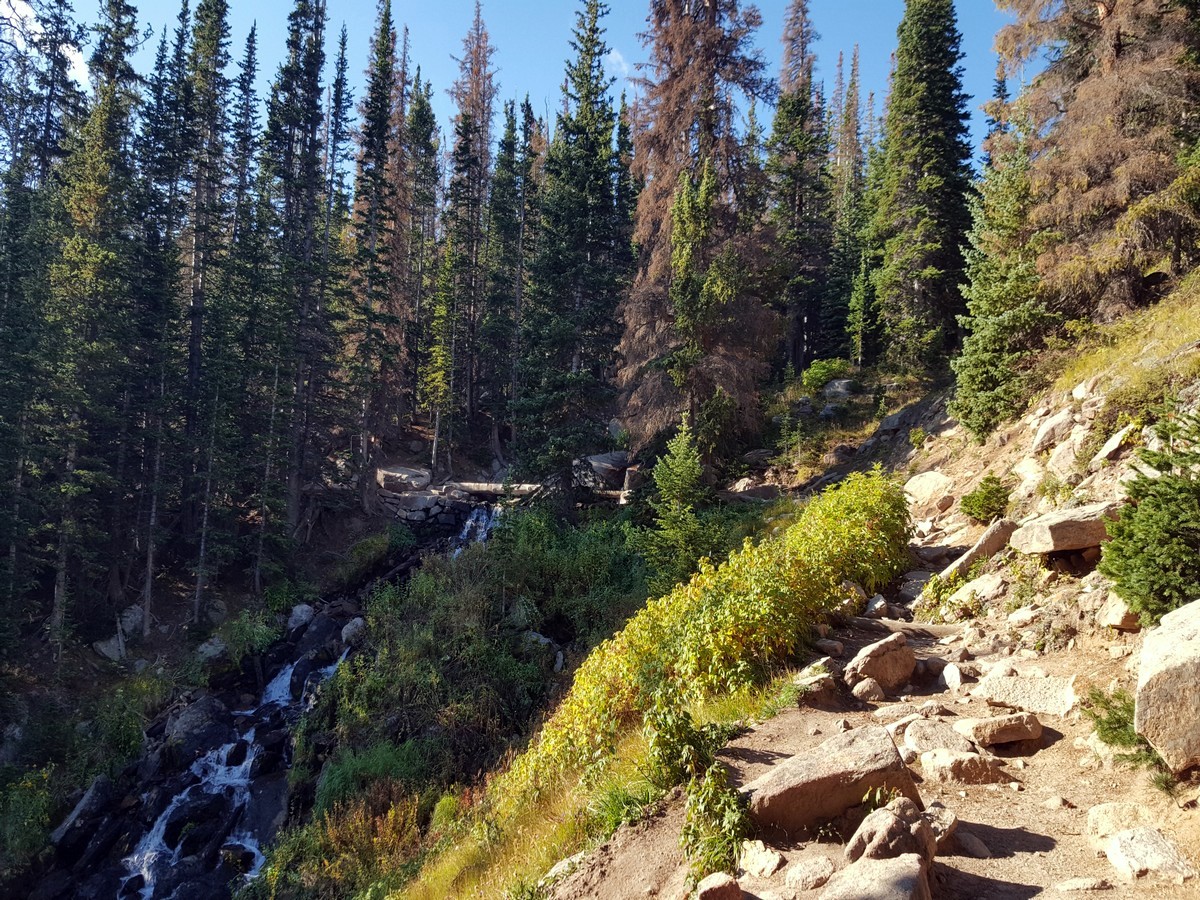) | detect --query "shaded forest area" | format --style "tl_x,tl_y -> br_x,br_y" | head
0,0 -> 1198,670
